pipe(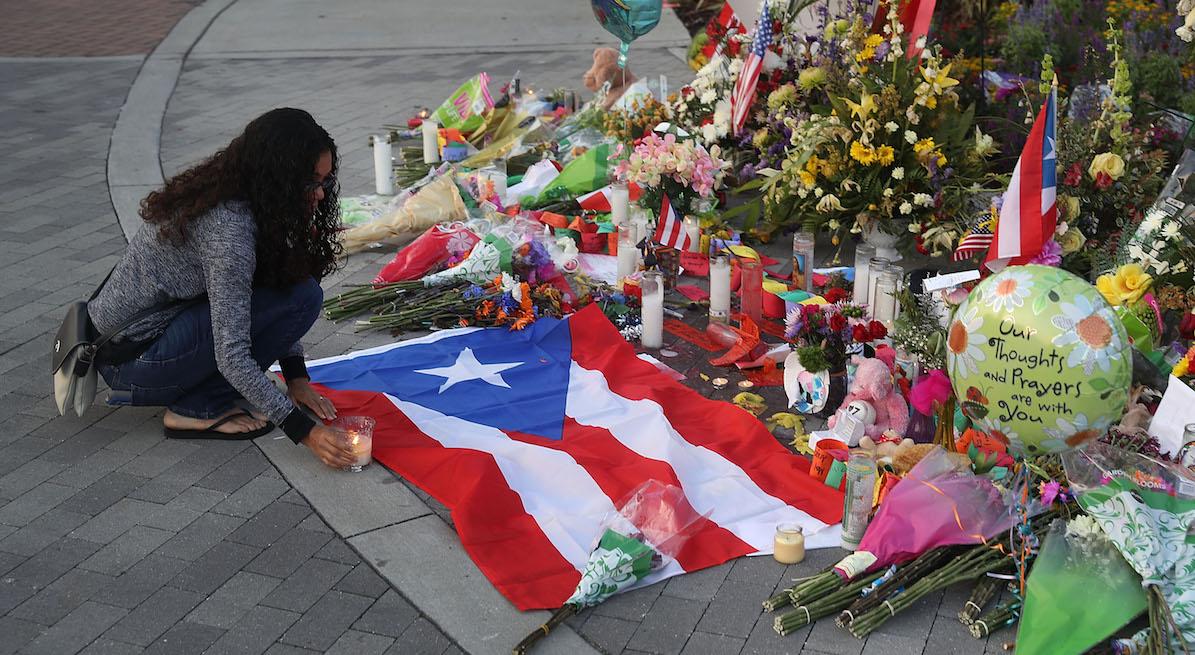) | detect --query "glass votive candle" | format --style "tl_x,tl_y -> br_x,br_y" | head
333,416 -> 375,473
773,524 -> 806,564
